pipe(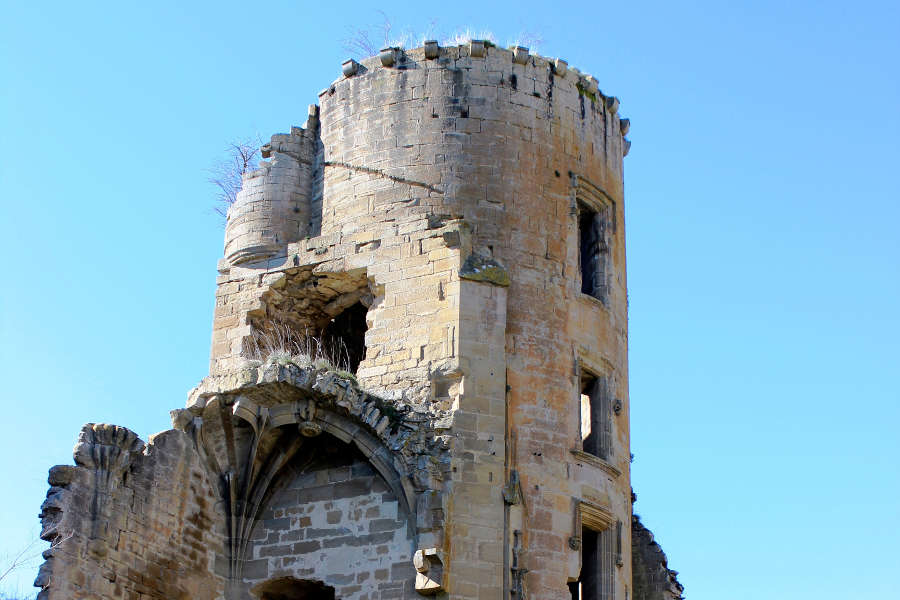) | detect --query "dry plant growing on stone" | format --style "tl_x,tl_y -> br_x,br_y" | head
0,536 -> 44,600
244,322 -> 357,383
342,11 -> 395,58
506,30 -> 544,54
209,136 -> 262,218
343,16 -> 508,58
343,13 -> 440,55
0,539 -> 41,586
442,28 -> 497,47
